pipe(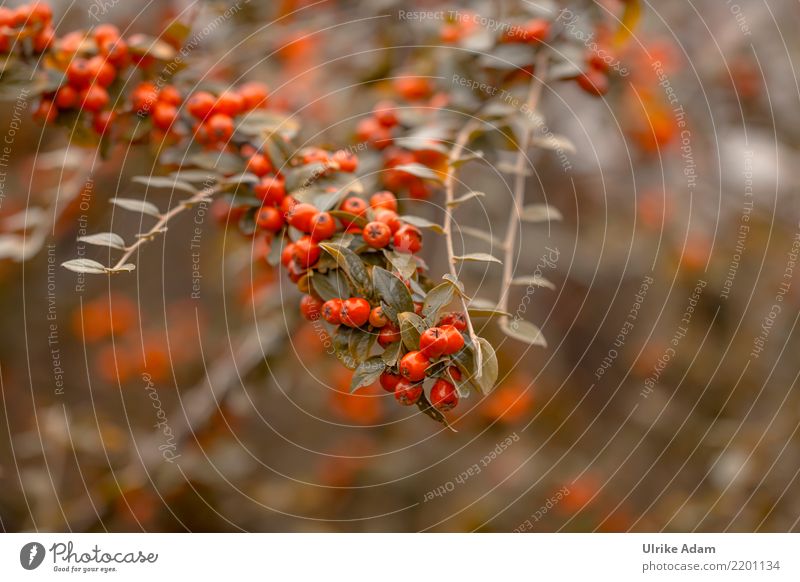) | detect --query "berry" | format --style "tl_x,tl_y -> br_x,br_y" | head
256,206 -> 284,232
80,85 -> 109,113
378,324 -> 401,347
321,299 -> 344,324
99,37 -> 129,67
293,235 -> 321,268
301,147 -> 330,165
439,312 -> 467,331
309,211 -> 336,241
33,26 -> 54,52
287,202 -> 317,233
393,224 -> 422,253
214,90 -> 244,116
205,113 -> 234,142
33,99 -> 56,123
159,85 -> 182,105
55,85 -> 78,110
300,295 -> 323,321
340,297 -> 371,327
332,149 -> 358,172
93,24 -> 120,45
441,325 -> 465,354
87,55 -> 116,87
286,259 -> 306,283
369,191 -> 398,211
419,327 -> 447,358
374,208 -> 402,233
132,82 -> 159,114
379,371 -> 401,393
152,102 -> 178,131
356,117 -> 392,149
238,82 -> 269,110
369,306 -> 388,328
254,175 -> 286,205
246,153 -> 272,177
394,380 -> 423,405
576,68 -> 609,96
92,110 -> 115,135
280,196 -> 298,216
281,242 -> 296,267
399,350 -> 429,382
340,196 -> 367,217
393,76 -> 432,101
373,101 -> 399,128
430,378 -> 458,411
363,221 -> 391,248
518,19 -> 550,43
66,59 -> 92,88
186,91 -> 216,119
448,366 -> 462,381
